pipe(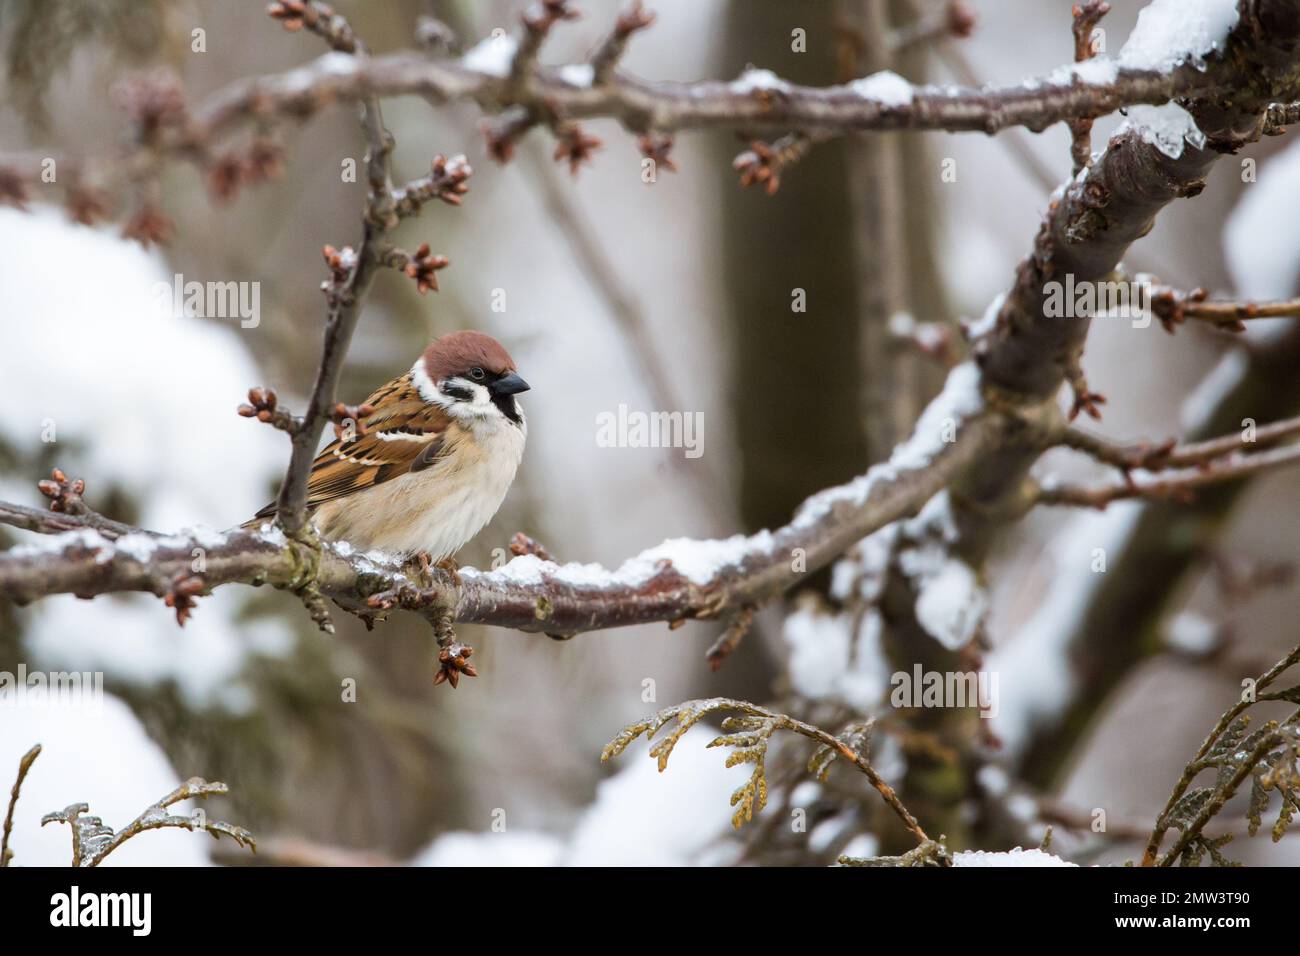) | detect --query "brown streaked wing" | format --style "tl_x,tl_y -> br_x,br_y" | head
250,373 -> 452,520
